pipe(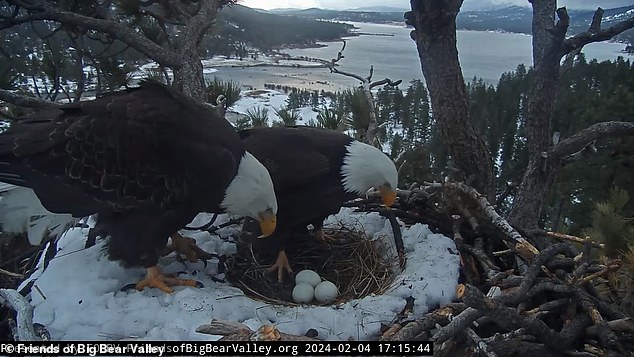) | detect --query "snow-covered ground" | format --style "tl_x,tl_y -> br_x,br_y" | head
228,89 -> 320,126
202,55 -> 325,69
19,208 -> 459,341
